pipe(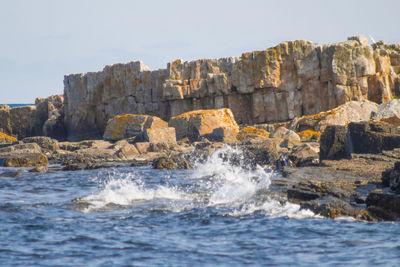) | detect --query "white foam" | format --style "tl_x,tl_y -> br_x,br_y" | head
78,145 -> 318,219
